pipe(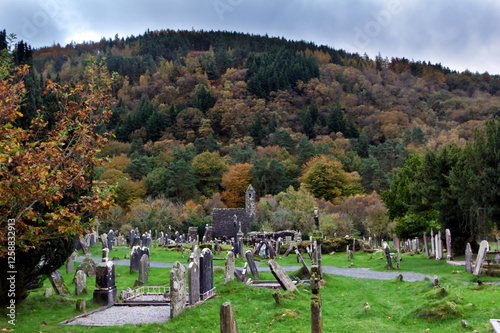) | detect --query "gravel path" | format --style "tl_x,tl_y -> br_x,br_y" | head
63,306 -> 170,326
76,257 -> 431,281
